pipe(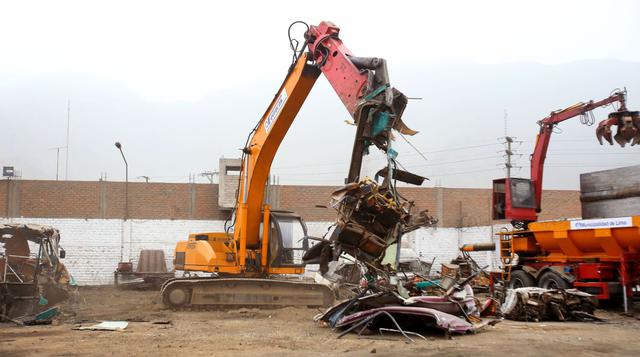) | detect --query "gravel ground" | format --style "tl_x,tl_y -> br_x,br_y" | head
1,286 -> 639,356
